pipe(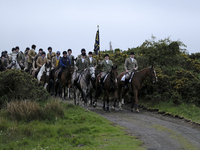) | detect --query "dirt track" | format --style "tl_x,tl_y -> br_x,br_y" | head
75,100 -> 200,150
